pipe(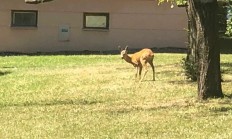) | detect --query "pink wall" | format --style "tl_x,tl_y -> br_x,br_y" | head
0,0 -> 187,53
